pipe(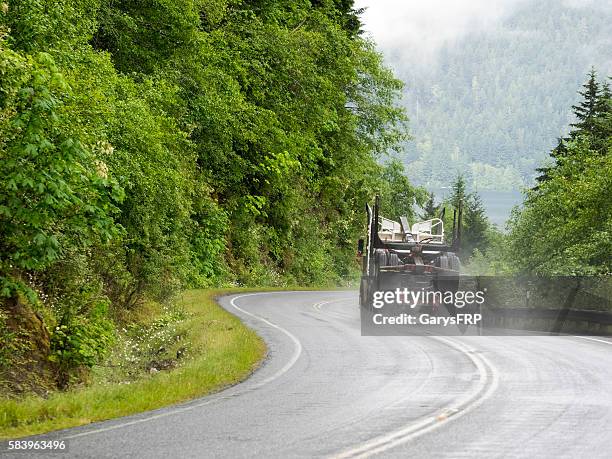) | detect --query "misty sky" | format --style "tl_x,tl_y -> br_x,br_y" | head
355,0 -> 521,52
354,0 -> 604,66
